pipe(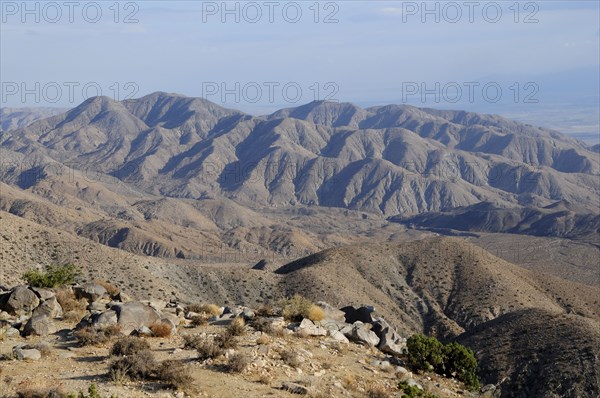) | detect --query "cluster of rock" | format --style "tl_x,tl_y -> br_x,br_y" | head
291,303 -> 407,356
1,283 -> 407,361
0,285 -> 63,338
